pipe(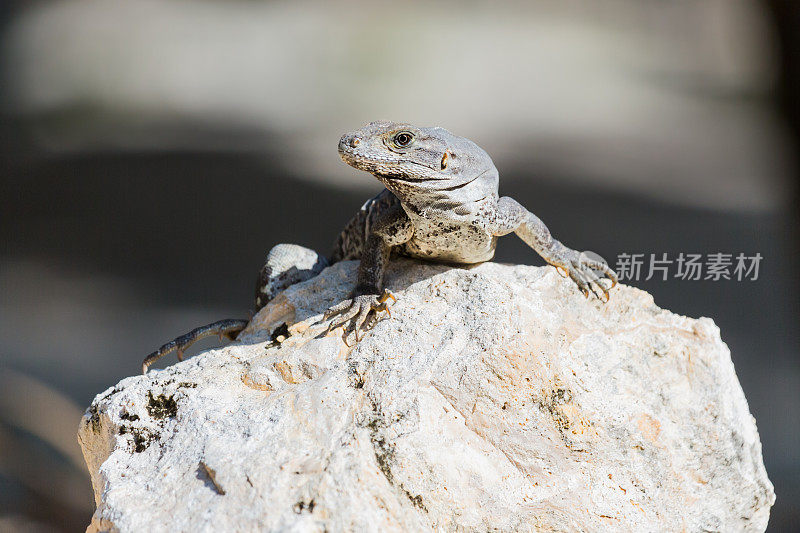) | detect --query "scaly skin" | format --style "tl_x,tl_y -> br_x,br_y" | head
326,121 -> 617,336
142,121 -> 617,372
